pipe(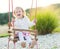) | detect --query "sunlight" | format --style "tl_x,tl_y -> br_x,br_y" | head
38,0 -> 60,7
0,0 -> 60,13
